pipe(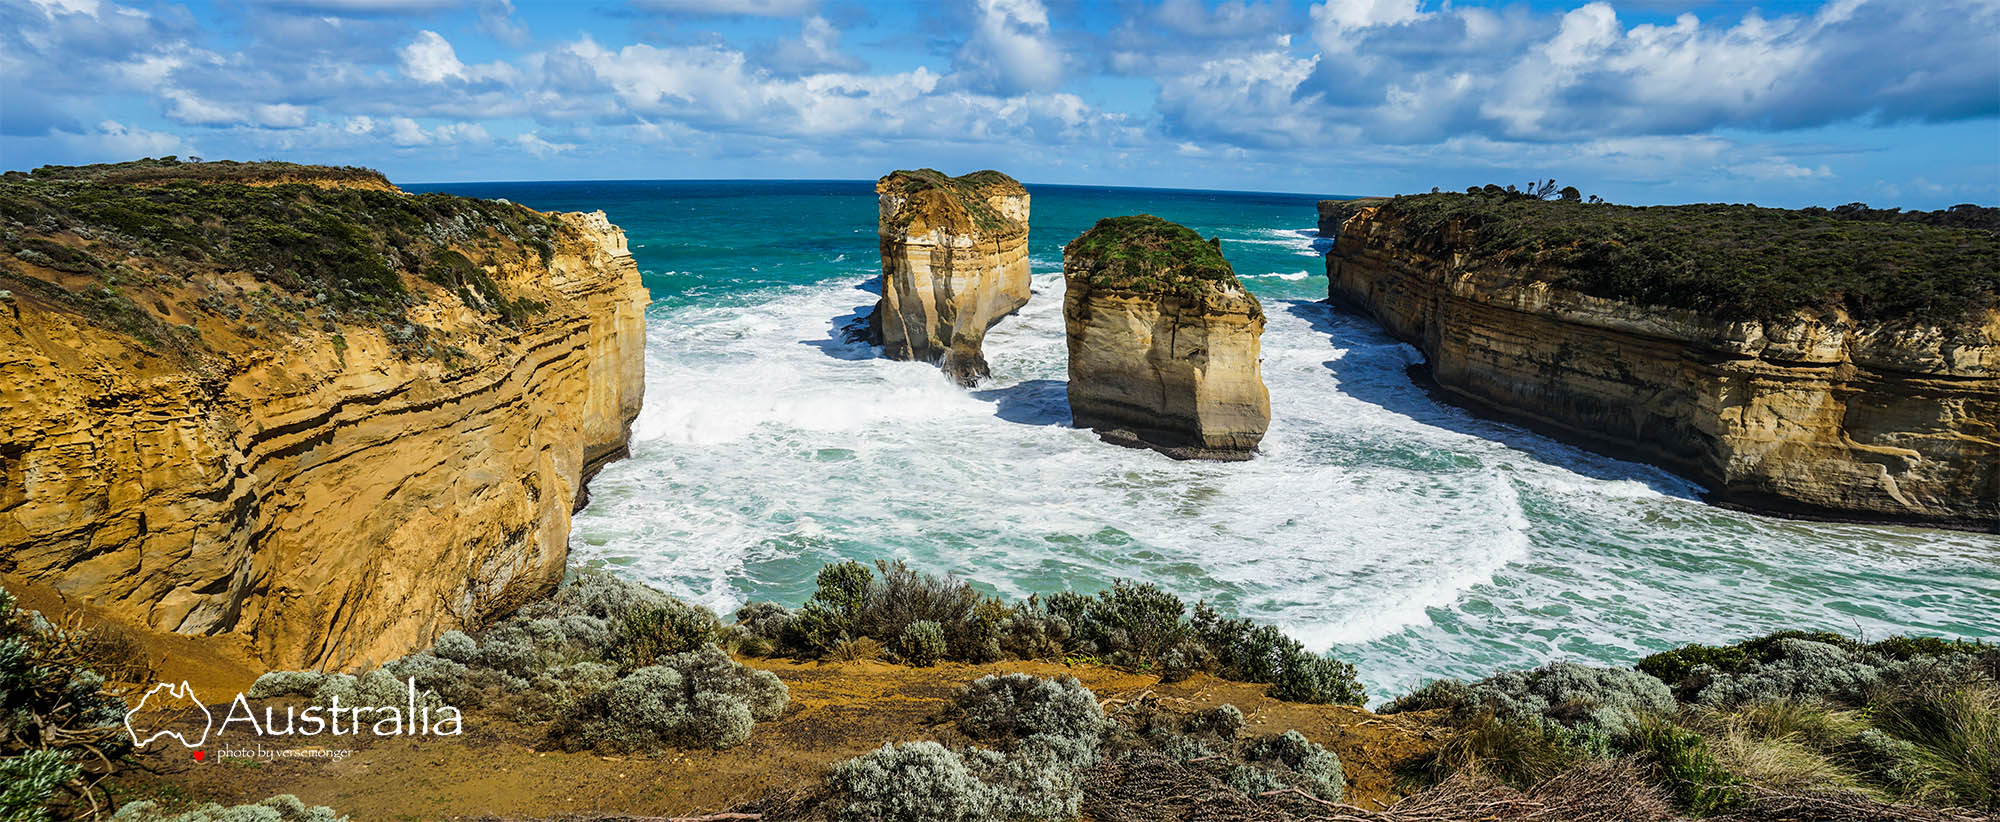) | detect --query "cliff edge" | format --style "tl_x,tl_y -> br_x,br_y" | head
871,169 -> 1031,386
1326,192 -> 1999,529
0,160 -> 647,668
1064,215 -> 1270,460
